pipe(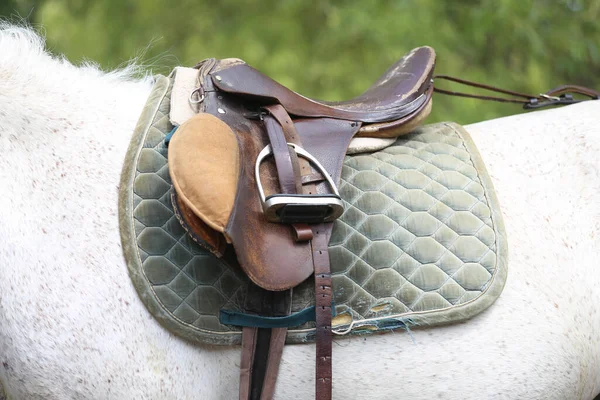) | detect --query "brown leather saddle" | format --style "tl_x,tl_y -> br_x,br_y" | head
166,46 -> 435,400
